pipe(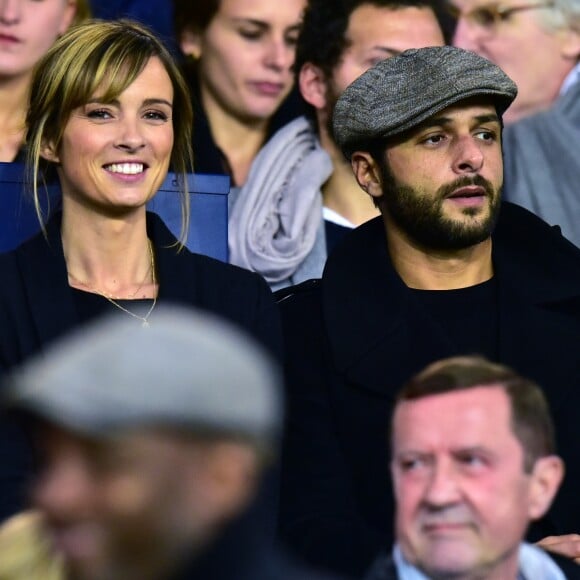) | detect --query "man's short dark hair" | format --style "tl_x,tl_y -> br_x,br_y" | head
294,0 -> 449,81
394,356 -> 556,472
